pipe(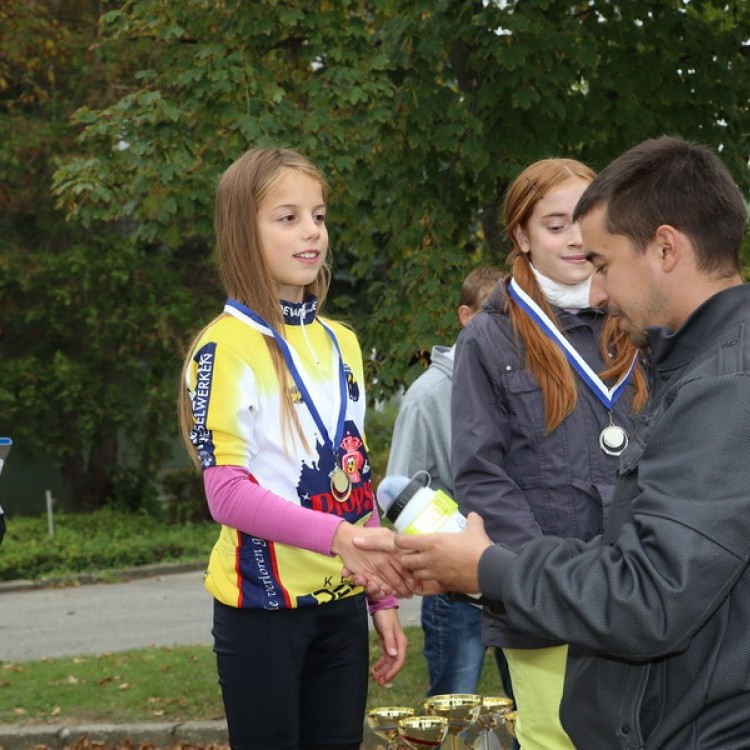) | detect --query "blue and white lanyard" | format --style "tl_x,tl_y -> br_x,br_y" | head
224,299 -> 347,452
507,278 -> 636,410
